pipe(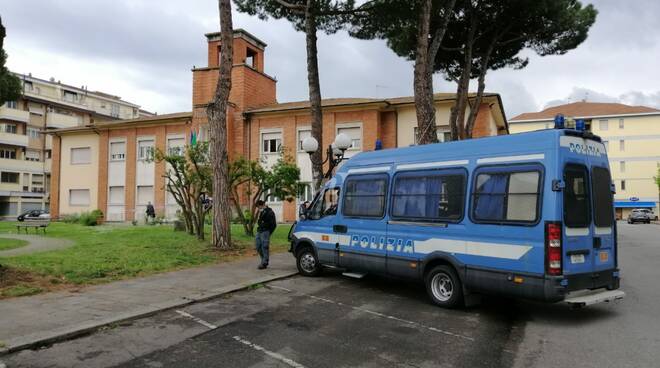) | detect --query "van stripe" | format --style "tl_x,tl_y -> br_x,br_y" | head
476,154 -> 545,164
396,160 -> 469,170
347,166 -> 391,174
294,231 -> 532,260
